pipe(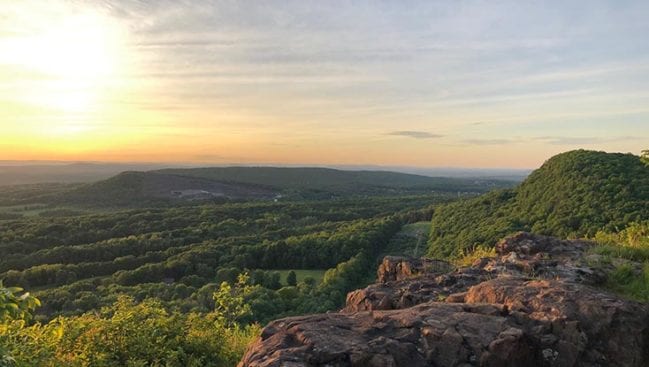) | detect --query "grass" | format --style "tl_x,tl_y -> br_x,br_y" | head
380,221 -> 431,258
590,245 -> 649,263
591,222 -> 649,261
453,245 -> 497,267
605,262 -> 649,301
276,270 -> 327,286
588,222 -> 649,301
